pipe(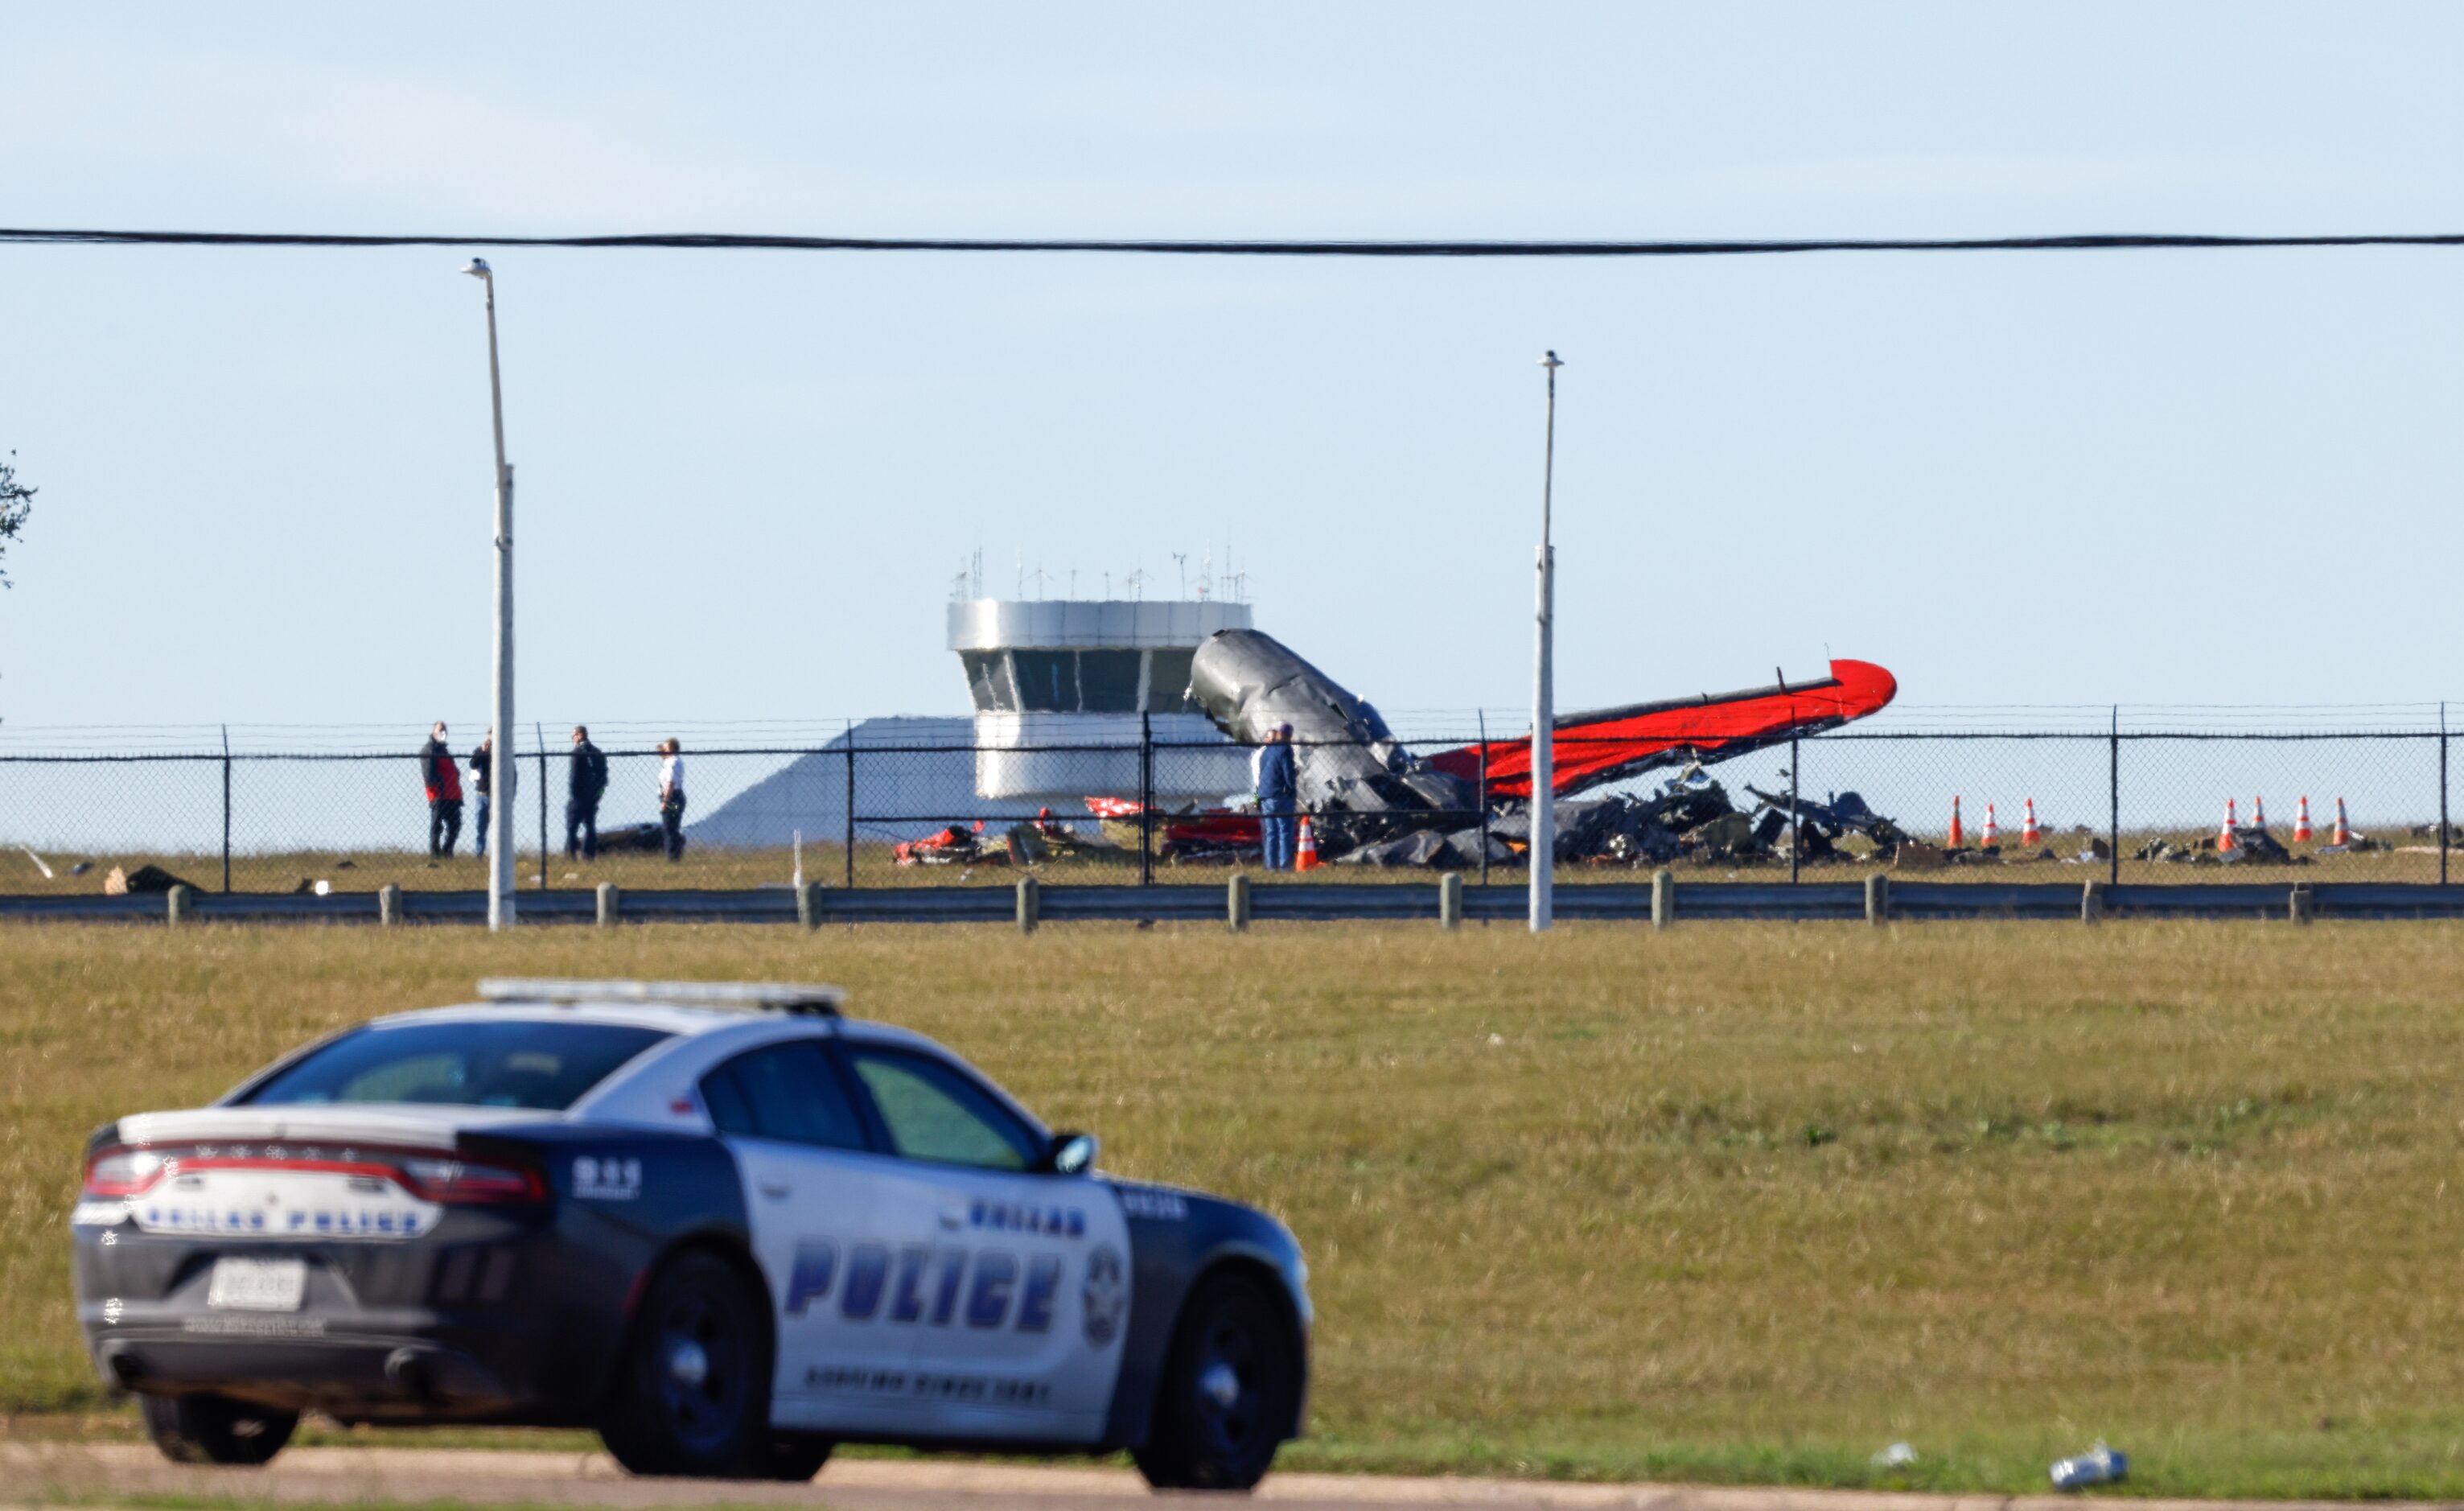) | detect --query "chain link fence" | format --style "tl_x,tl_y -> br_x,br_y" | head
0,723 -> 2454,894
